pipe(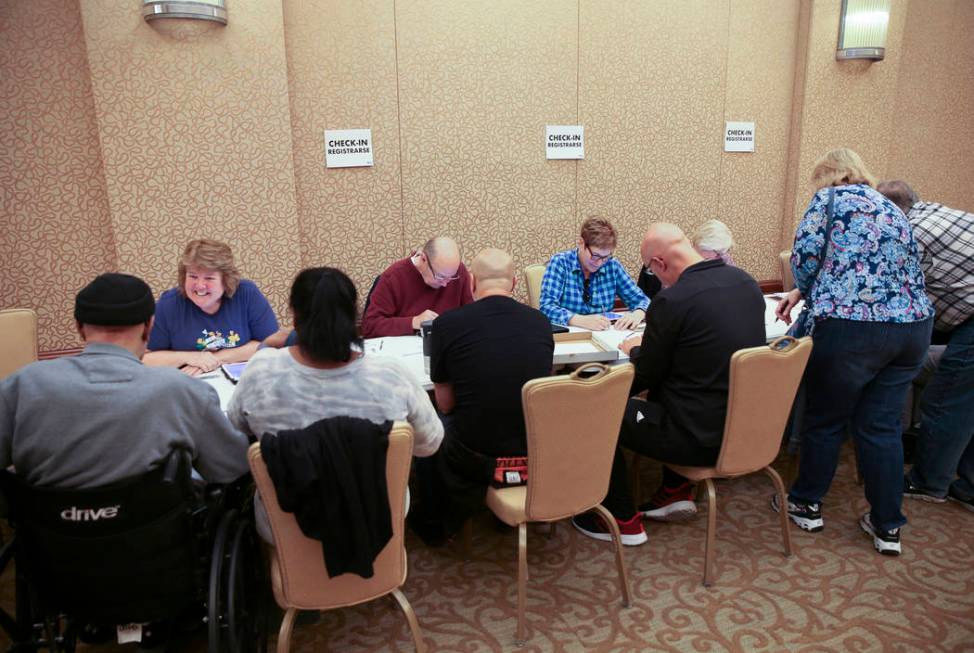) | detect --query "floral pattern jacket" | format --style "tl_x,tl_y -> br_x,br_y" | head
791,184 -> 933,324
